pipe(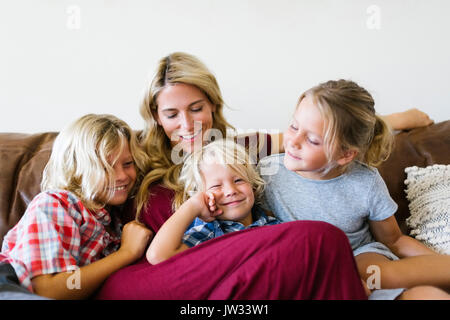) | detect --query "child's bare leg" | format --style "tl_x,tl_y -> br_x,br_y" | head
397,286 -> 450,300
356,252 -> 450,291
